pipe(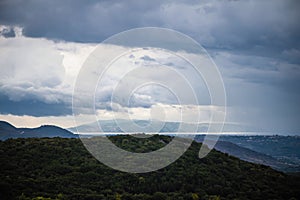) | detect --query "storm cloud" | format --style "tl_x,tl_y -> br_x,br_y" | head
0,0 -> 299,132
